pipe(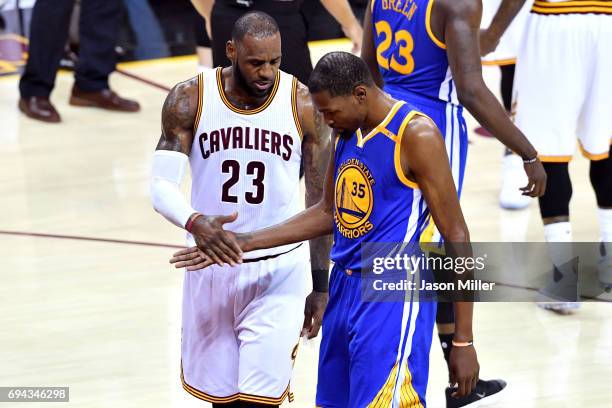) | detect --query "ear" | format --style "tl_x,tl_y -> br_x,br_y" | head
353,85 -> 367,103
226,40 -> 236,61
